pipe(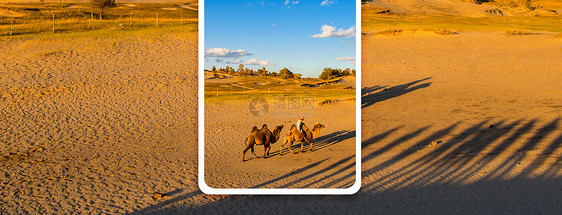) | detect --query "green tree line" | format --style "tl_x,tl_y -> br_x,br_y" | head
319,68 -> 356,80
208,64 -> 354,80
